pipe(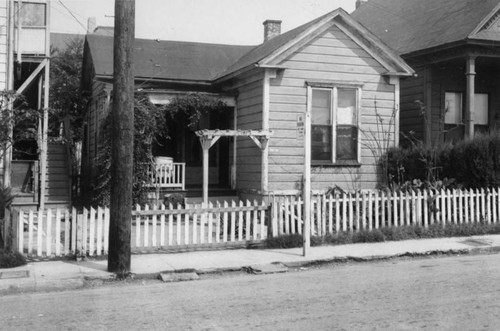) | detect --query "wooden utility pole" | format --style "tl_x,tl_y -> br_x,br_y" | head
108,0 -> 135,275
